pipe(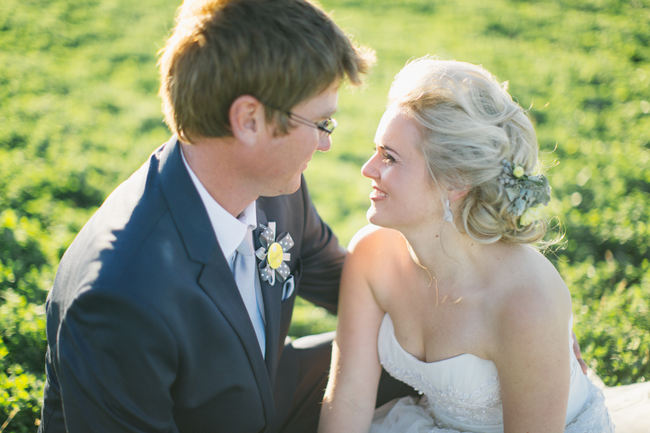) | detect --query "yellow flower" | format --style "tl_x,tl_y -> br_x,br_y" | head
513,165 -> 525,178
256,221 -> 294,285
267,242 -> 284,269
